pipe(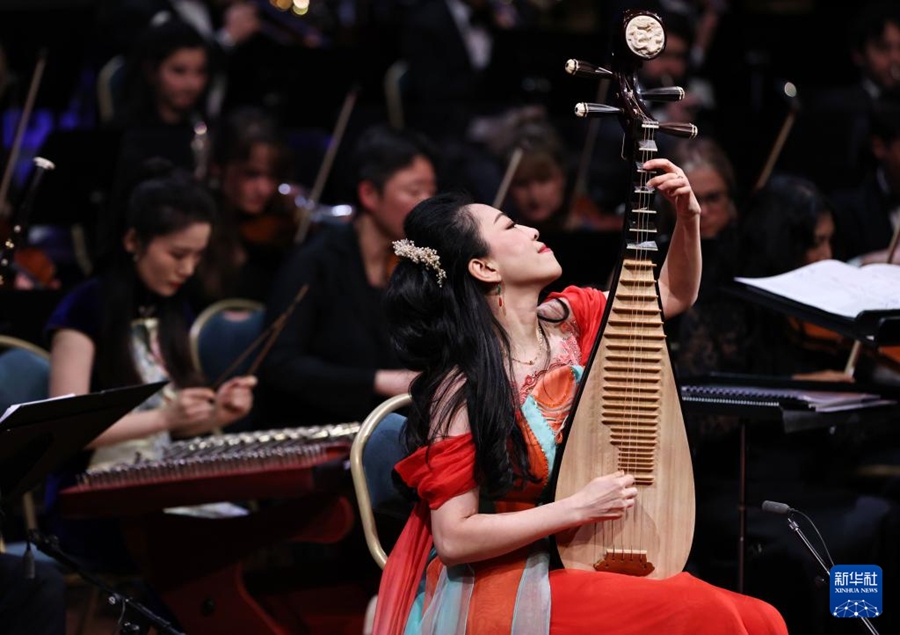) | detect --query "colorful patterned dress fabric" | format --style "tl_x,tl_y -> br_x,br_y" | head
373,287 -> 787,635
